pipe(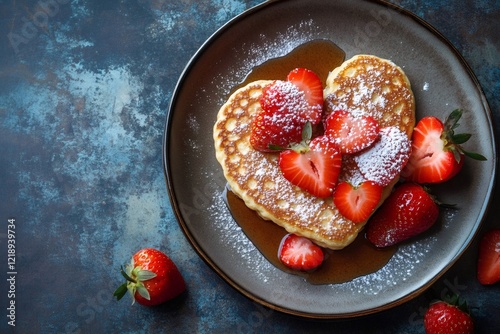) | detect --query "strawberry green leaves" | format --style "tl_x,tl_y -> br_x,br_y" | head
443,109 -> 487,162
114,262 -> 158,304
114,248 -> 186,306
